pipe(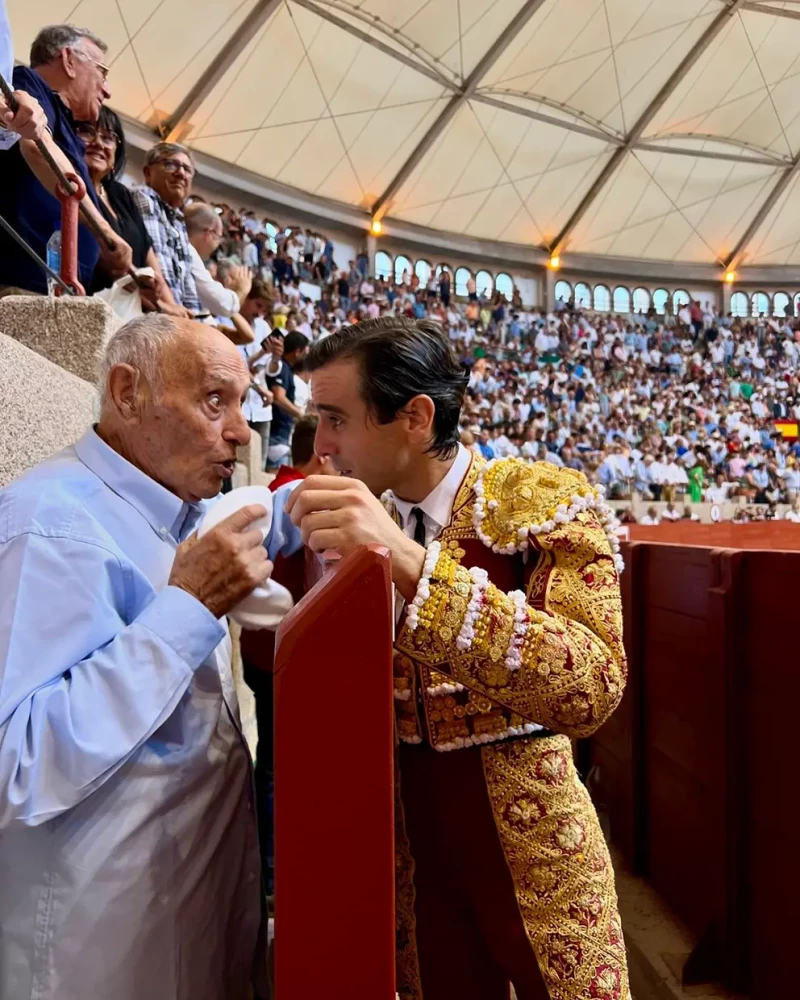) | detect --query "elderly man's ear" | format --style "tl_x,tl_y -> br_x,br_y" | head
106,364 -> 145,422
